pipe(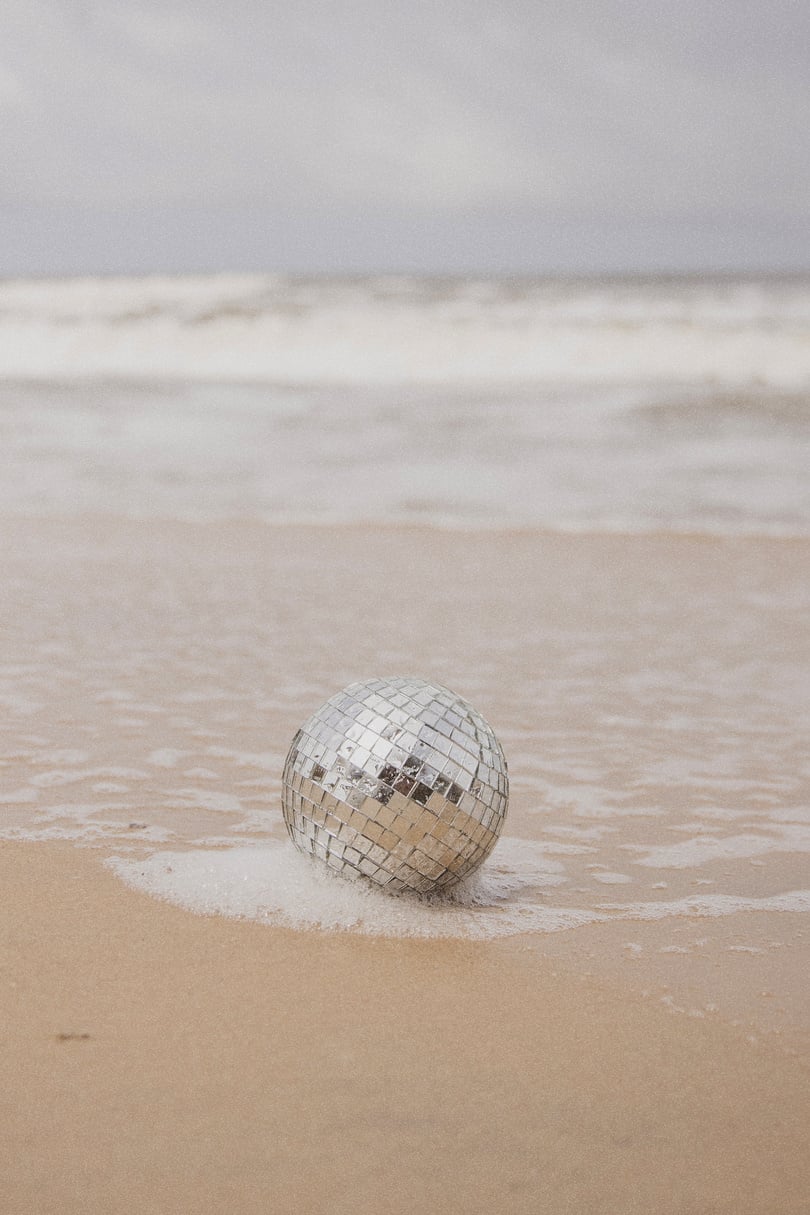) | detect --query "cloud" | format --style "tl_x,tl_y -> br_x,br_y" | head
1,0 -> 808,271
